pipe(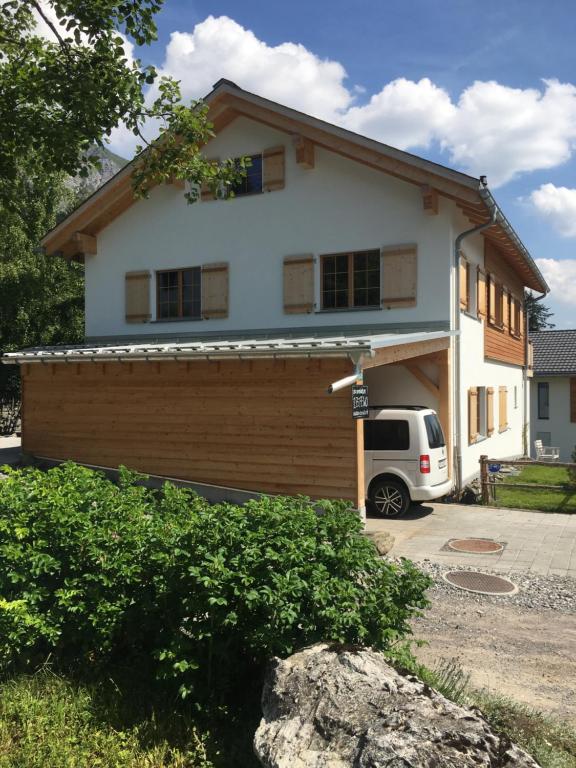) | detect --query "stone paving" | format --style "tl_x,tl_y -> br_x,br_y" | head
366,502 -> 576,577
